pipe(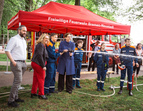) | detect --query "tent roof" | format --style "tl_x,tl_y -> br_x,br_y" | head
8,1 -> 131,35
